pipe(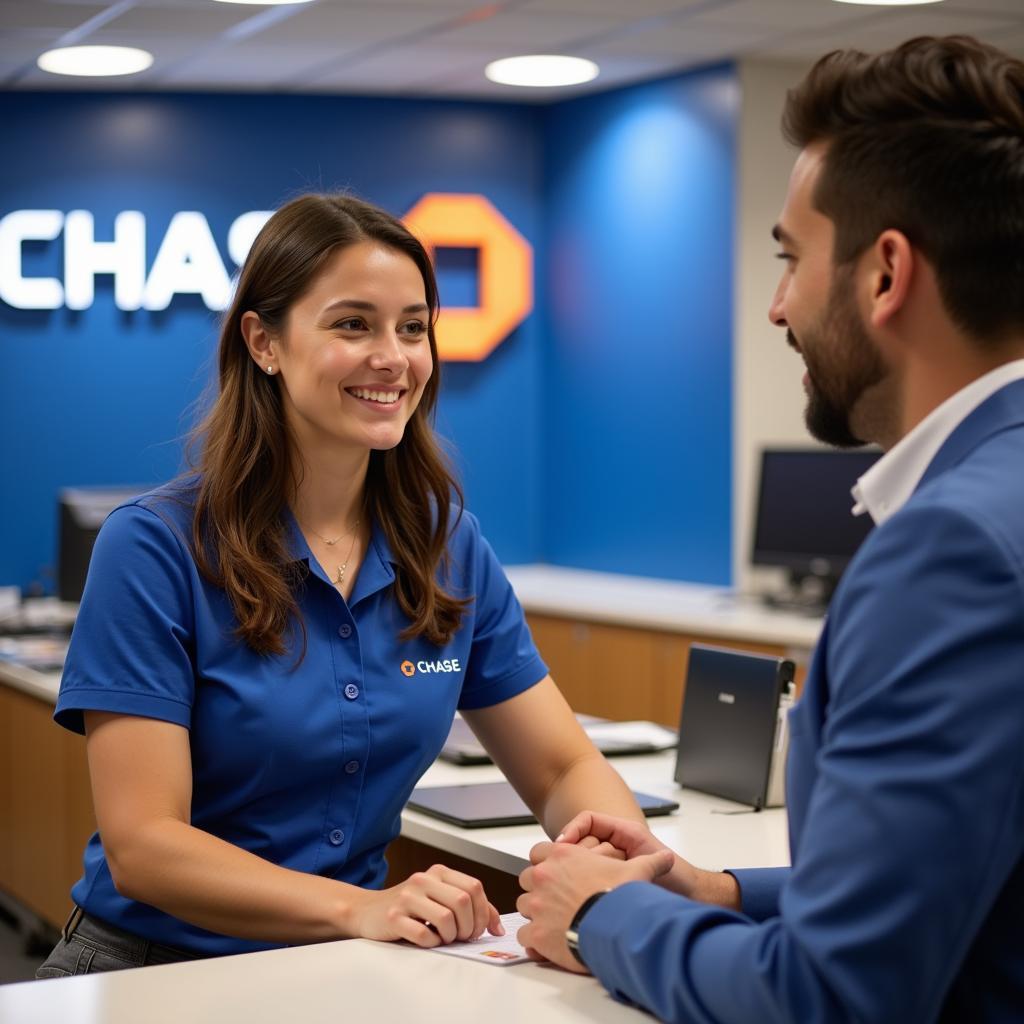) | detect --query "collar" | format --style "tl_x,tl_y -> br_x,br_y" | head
282,507 -> 397,605
852,359 -> 1024,525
